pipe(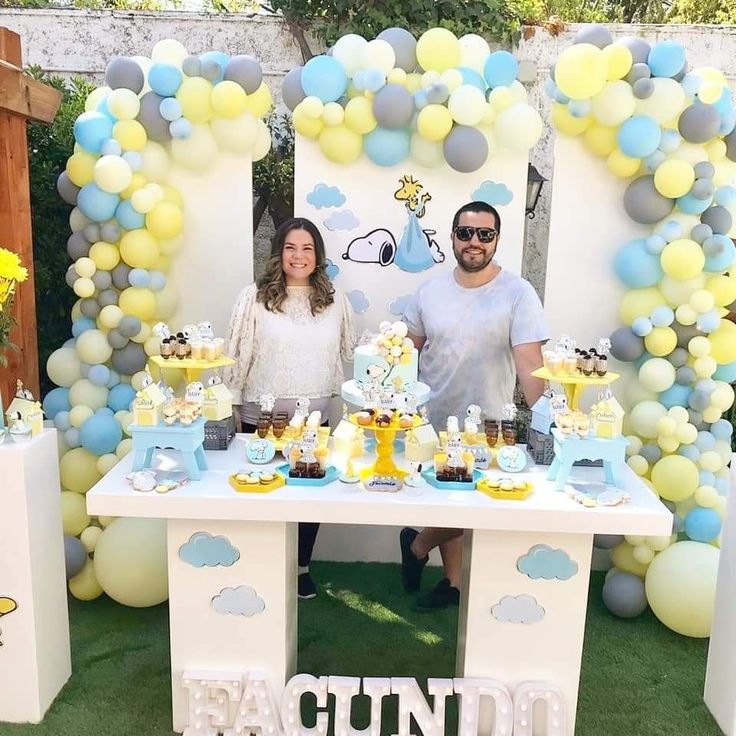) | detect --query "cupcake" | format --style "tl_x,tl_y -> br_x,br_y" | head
399,414 -> 414,429
356,411 -> 373,426
375,413 -> 392,428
